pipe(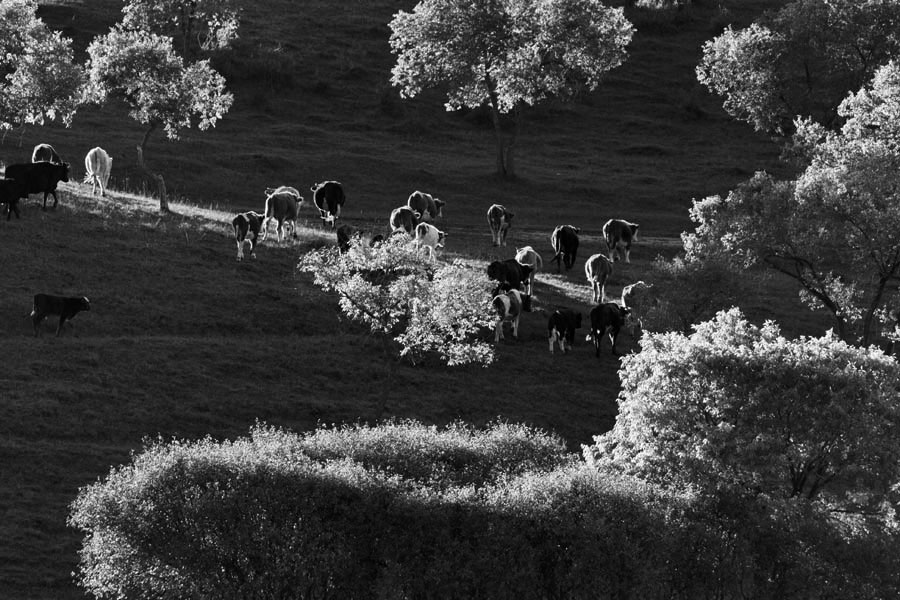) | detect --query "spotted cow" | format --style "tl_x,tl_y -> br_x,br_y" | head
487,204 -> 513,247
407,191 -> 445,222
492,288 -> 523,343
548,309 -> 582,354
232,210 -> 264,261
310,181 -> 345,229
603,218 -> 639,263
